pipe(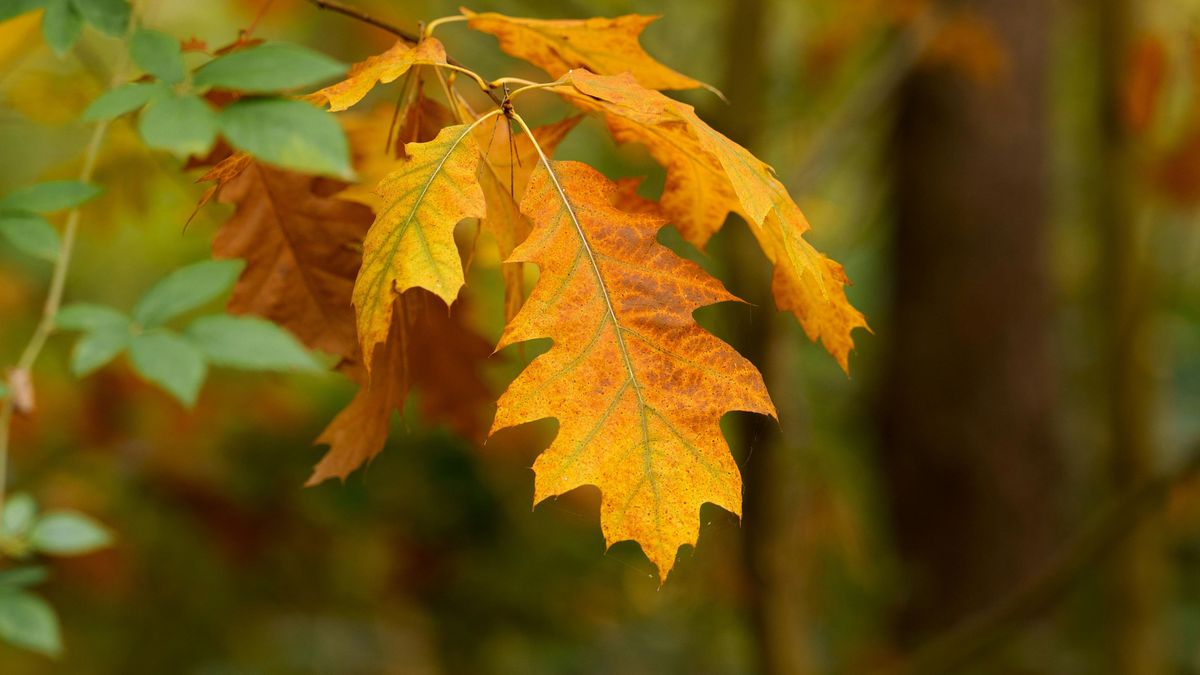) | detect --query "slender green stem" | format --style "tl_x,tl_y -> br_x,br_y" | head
0,28 -> 133,514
